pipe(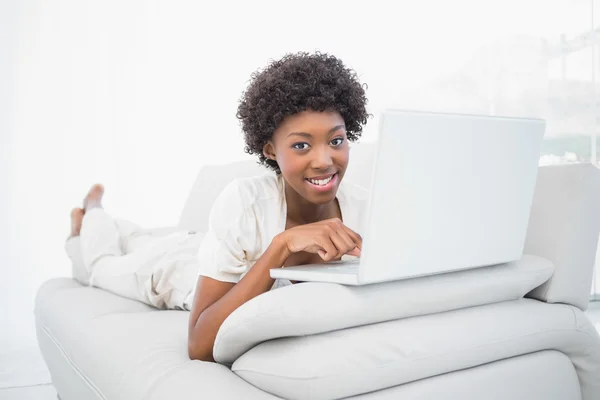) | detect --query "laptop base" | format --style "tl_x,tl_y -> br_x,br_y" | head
270,260 -> 361,285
